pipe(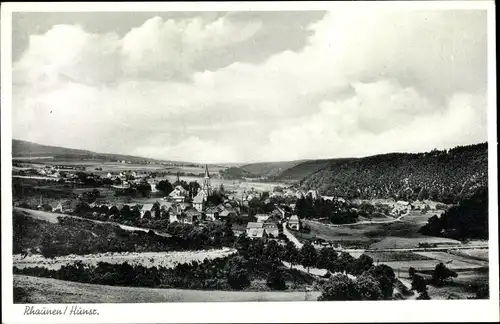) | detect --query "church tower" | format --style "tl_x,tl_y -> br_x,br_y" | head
203,164 -> 211,195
